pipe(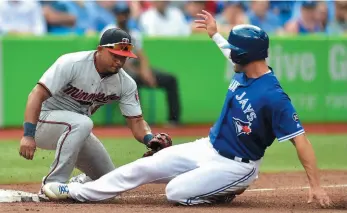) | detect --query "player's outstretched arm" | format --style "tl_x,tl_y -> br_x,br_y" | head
126,116 -> 152,144
290,134 -> 331,208
120,80 -> 172,156
126,117 -> 172,157
194,10 -> 233,64
19,84 -> 51,160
